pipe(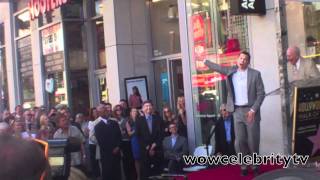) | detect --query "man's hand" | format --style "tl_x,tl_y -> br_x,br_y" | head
246,110 -> 255,124
112,147 -> 120,155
